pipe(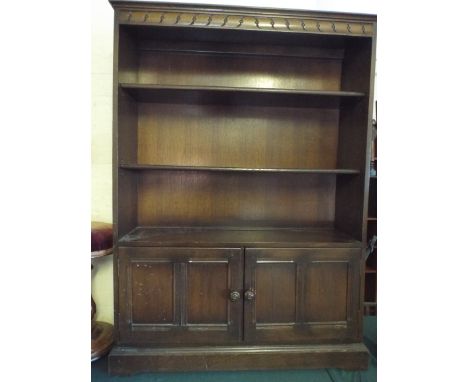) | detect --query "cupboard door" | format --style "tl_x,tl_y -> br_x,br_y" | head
118,247 -> 243,345
244,248 -> 361,344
